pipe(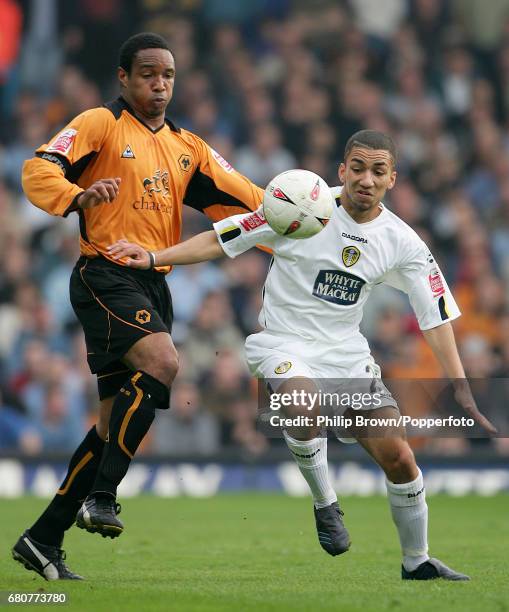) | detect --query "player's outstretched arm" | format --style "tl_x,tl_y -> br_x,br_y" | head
107,230 -> 224,269
422,322 -> 497,434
